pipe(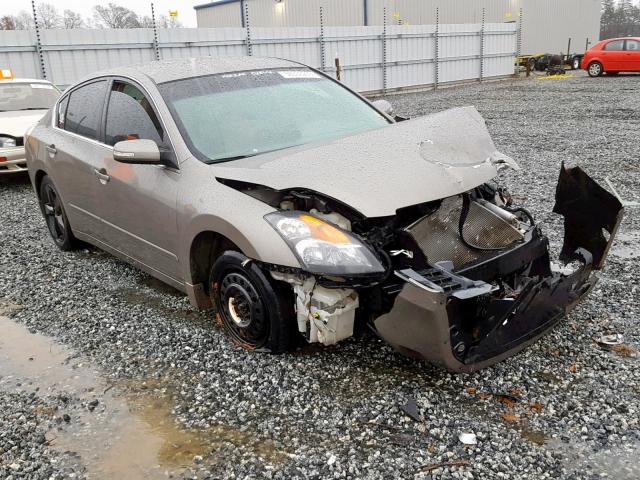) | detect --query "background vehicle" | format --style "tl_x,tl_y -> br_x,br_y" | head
581,37 -> 640,77
25,58 -> 623,372
0,69 -> 60,174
